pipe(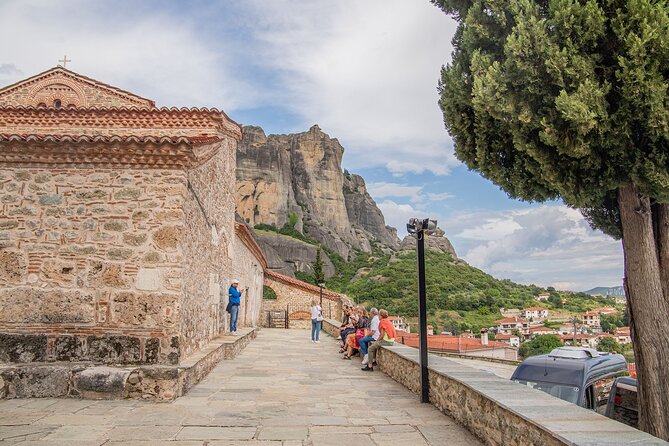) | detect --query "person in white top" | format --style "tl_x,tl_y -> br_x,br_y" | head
311,300 -> 323,343
359,308 -> 379,364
